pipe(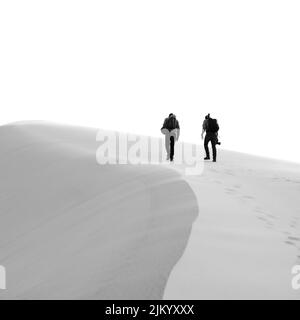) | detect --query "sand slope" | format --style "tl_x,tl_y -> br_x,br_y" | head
0,122 -> 198,299
164,150 -> 300,299
1,122 -> 300,300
